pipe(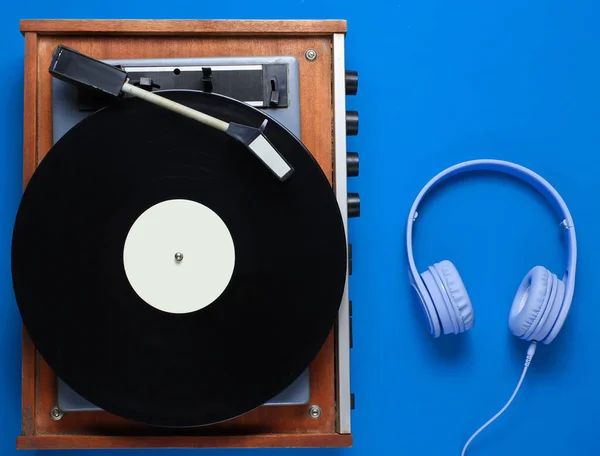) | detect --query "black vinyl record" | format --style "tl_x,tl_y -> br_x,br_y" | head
11,90 -> 347,427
